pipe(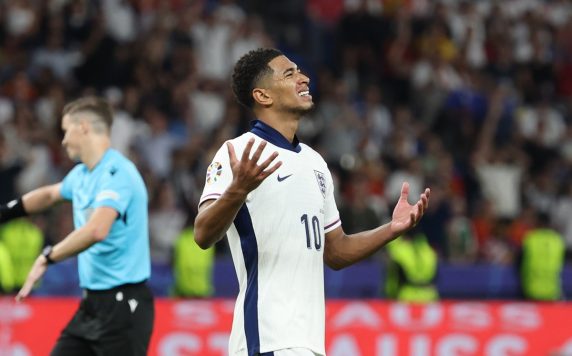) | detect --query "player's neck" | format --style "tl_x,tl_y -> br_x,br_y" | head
82,137 -> 111,170
258,112 -> 299,143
